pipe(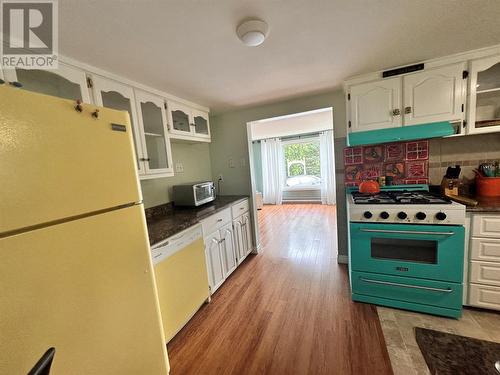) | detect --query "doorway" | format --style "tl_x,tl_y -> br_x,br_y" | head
246,108 -> 338,256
